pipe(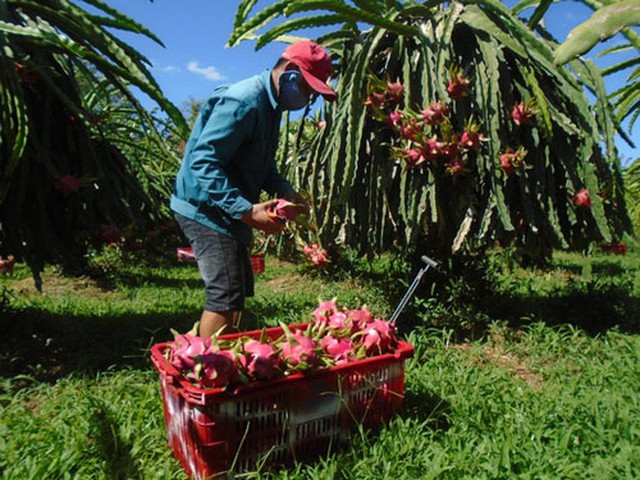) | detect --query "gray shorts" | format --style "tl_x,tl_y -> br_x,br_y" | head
174,213 -> 254,312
